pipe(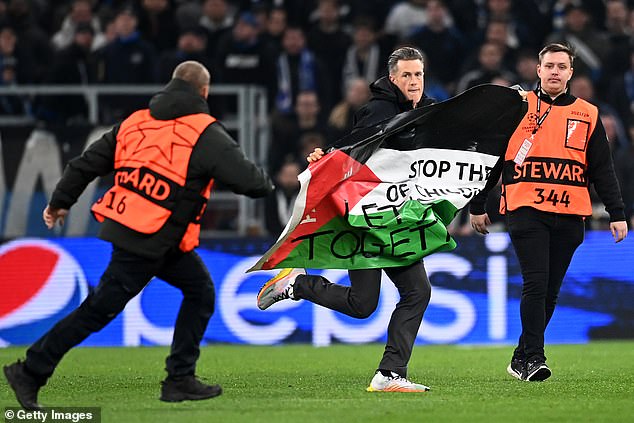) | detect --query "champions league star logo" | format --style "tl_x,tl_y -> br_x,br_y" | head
0,239 -> 89,346
521,112 -> 538,133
